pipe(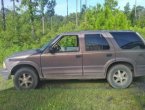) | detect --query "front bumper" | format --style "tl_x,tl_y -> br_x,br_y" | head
0,68 -> 11,80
